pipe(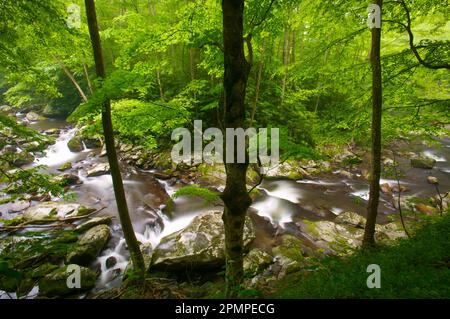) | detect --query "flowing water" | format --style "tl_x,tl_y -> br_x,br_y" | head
7,119 -> 450,292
